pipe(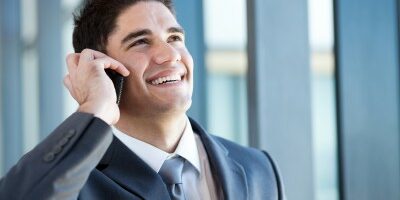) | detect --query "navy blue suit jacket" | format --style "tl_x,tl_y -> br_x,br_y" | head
0,112 -> 285,200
